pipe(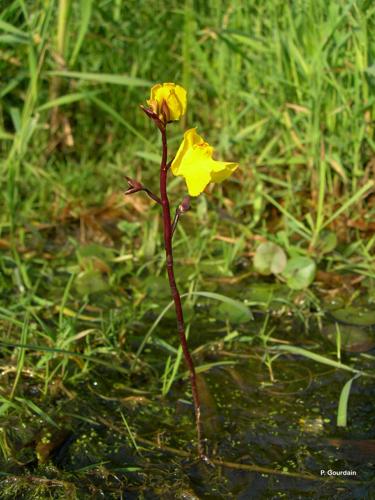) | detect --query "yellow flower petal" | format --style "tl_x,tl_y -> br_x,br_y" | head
147,83 -> 187,122
210,162 -> 238,183
184,166 -> 212,197
171,128 -> 239,196
172,128 -> 210,175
